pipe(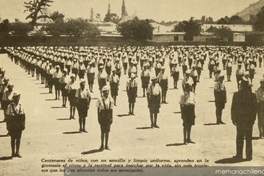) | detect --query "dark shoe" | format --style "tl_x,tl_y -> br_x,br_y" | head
99,146 -> 104,151
105,146 -> 110,150
151,124 -> 154,128
188,140 -> 195,144
219,121 -> 225,124
154,125 -> 159,128
11,153 -> 15,158
163,101 -> 168,104
232,155 -> 243,161
245,157 -> 252,161
82,129 -> 88,133
131,112 -> 134,115
79,129 -> 82,133
15,153 -> 22,158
